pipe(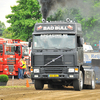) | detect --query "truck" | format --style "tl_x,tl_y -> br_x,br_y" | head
83,44 -> 93,52
11,39 -> 31,71
20,42 -> 31,77
29,18 -> 96,91
20,42 -> 31,69
84,52 -> 100,83
0,39 -> 23,76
